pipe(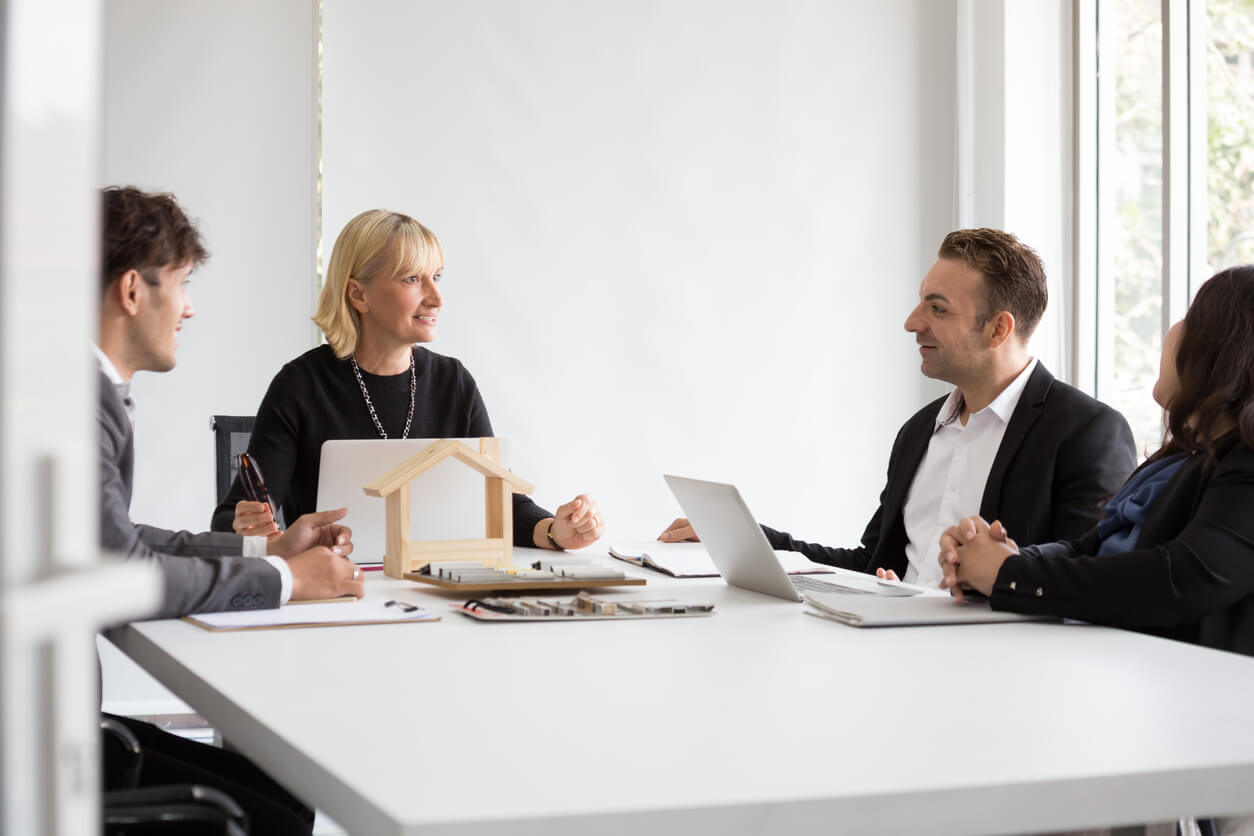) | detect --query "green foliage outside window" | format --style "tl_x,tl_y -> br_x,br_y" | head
1107,0 -> 1254,457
